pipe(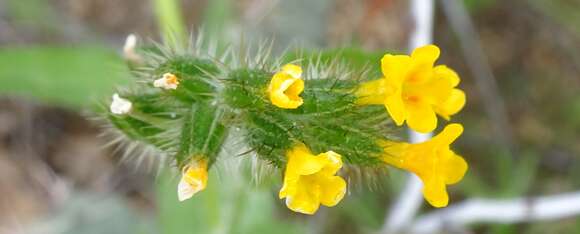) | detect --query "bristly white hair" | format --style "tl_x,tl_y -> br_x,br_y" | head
91,113 -> 169,177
